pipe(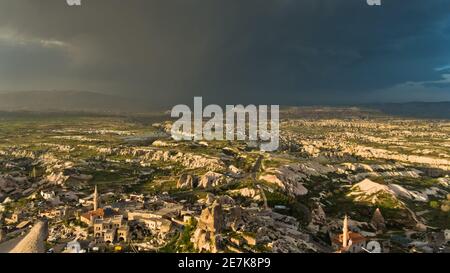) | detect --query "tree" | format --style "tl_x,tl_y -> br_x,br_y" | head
429,201 -> 439,209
